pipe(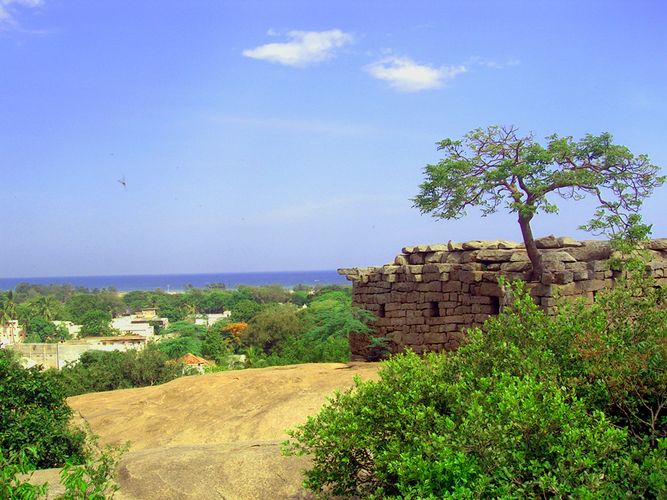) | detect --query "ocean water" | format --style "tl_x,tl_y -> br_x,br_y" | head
0,270 -> 349,292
